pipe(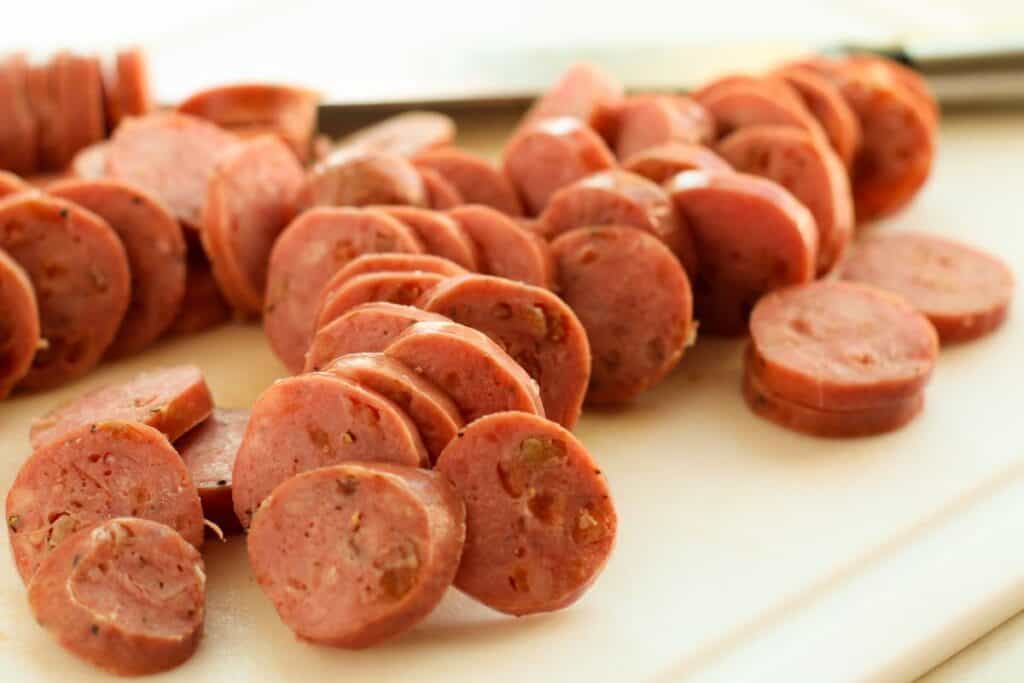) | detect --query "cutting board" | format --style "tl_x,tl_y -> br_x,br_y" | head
0,111 -> 1020,683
